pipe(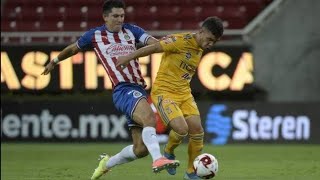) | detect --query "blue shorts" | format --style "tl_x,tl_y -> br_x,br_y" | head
113,83 -> 147,128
